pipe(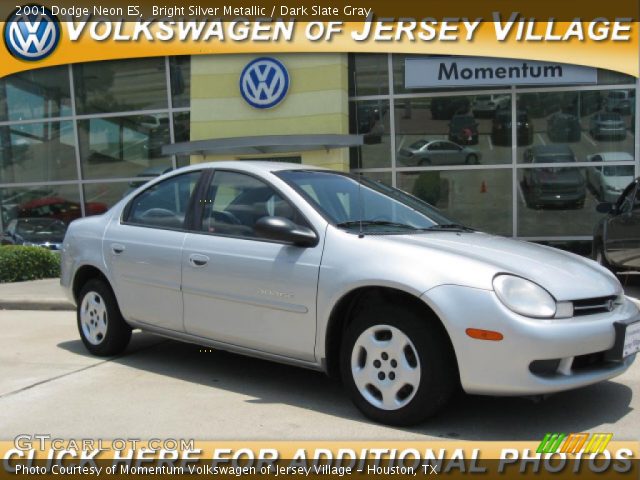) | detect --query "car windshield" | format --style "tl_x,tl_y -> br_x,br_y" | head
16,220 -> 66,236
277,170 -> 461,234
603,165 -> 634,177
409,140 -> 428,149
